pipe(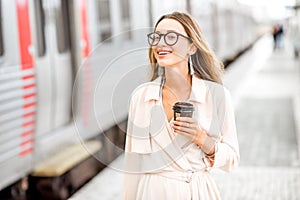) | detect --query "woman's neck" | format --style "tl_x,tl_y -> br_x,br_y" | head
163,64 -> 192,100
